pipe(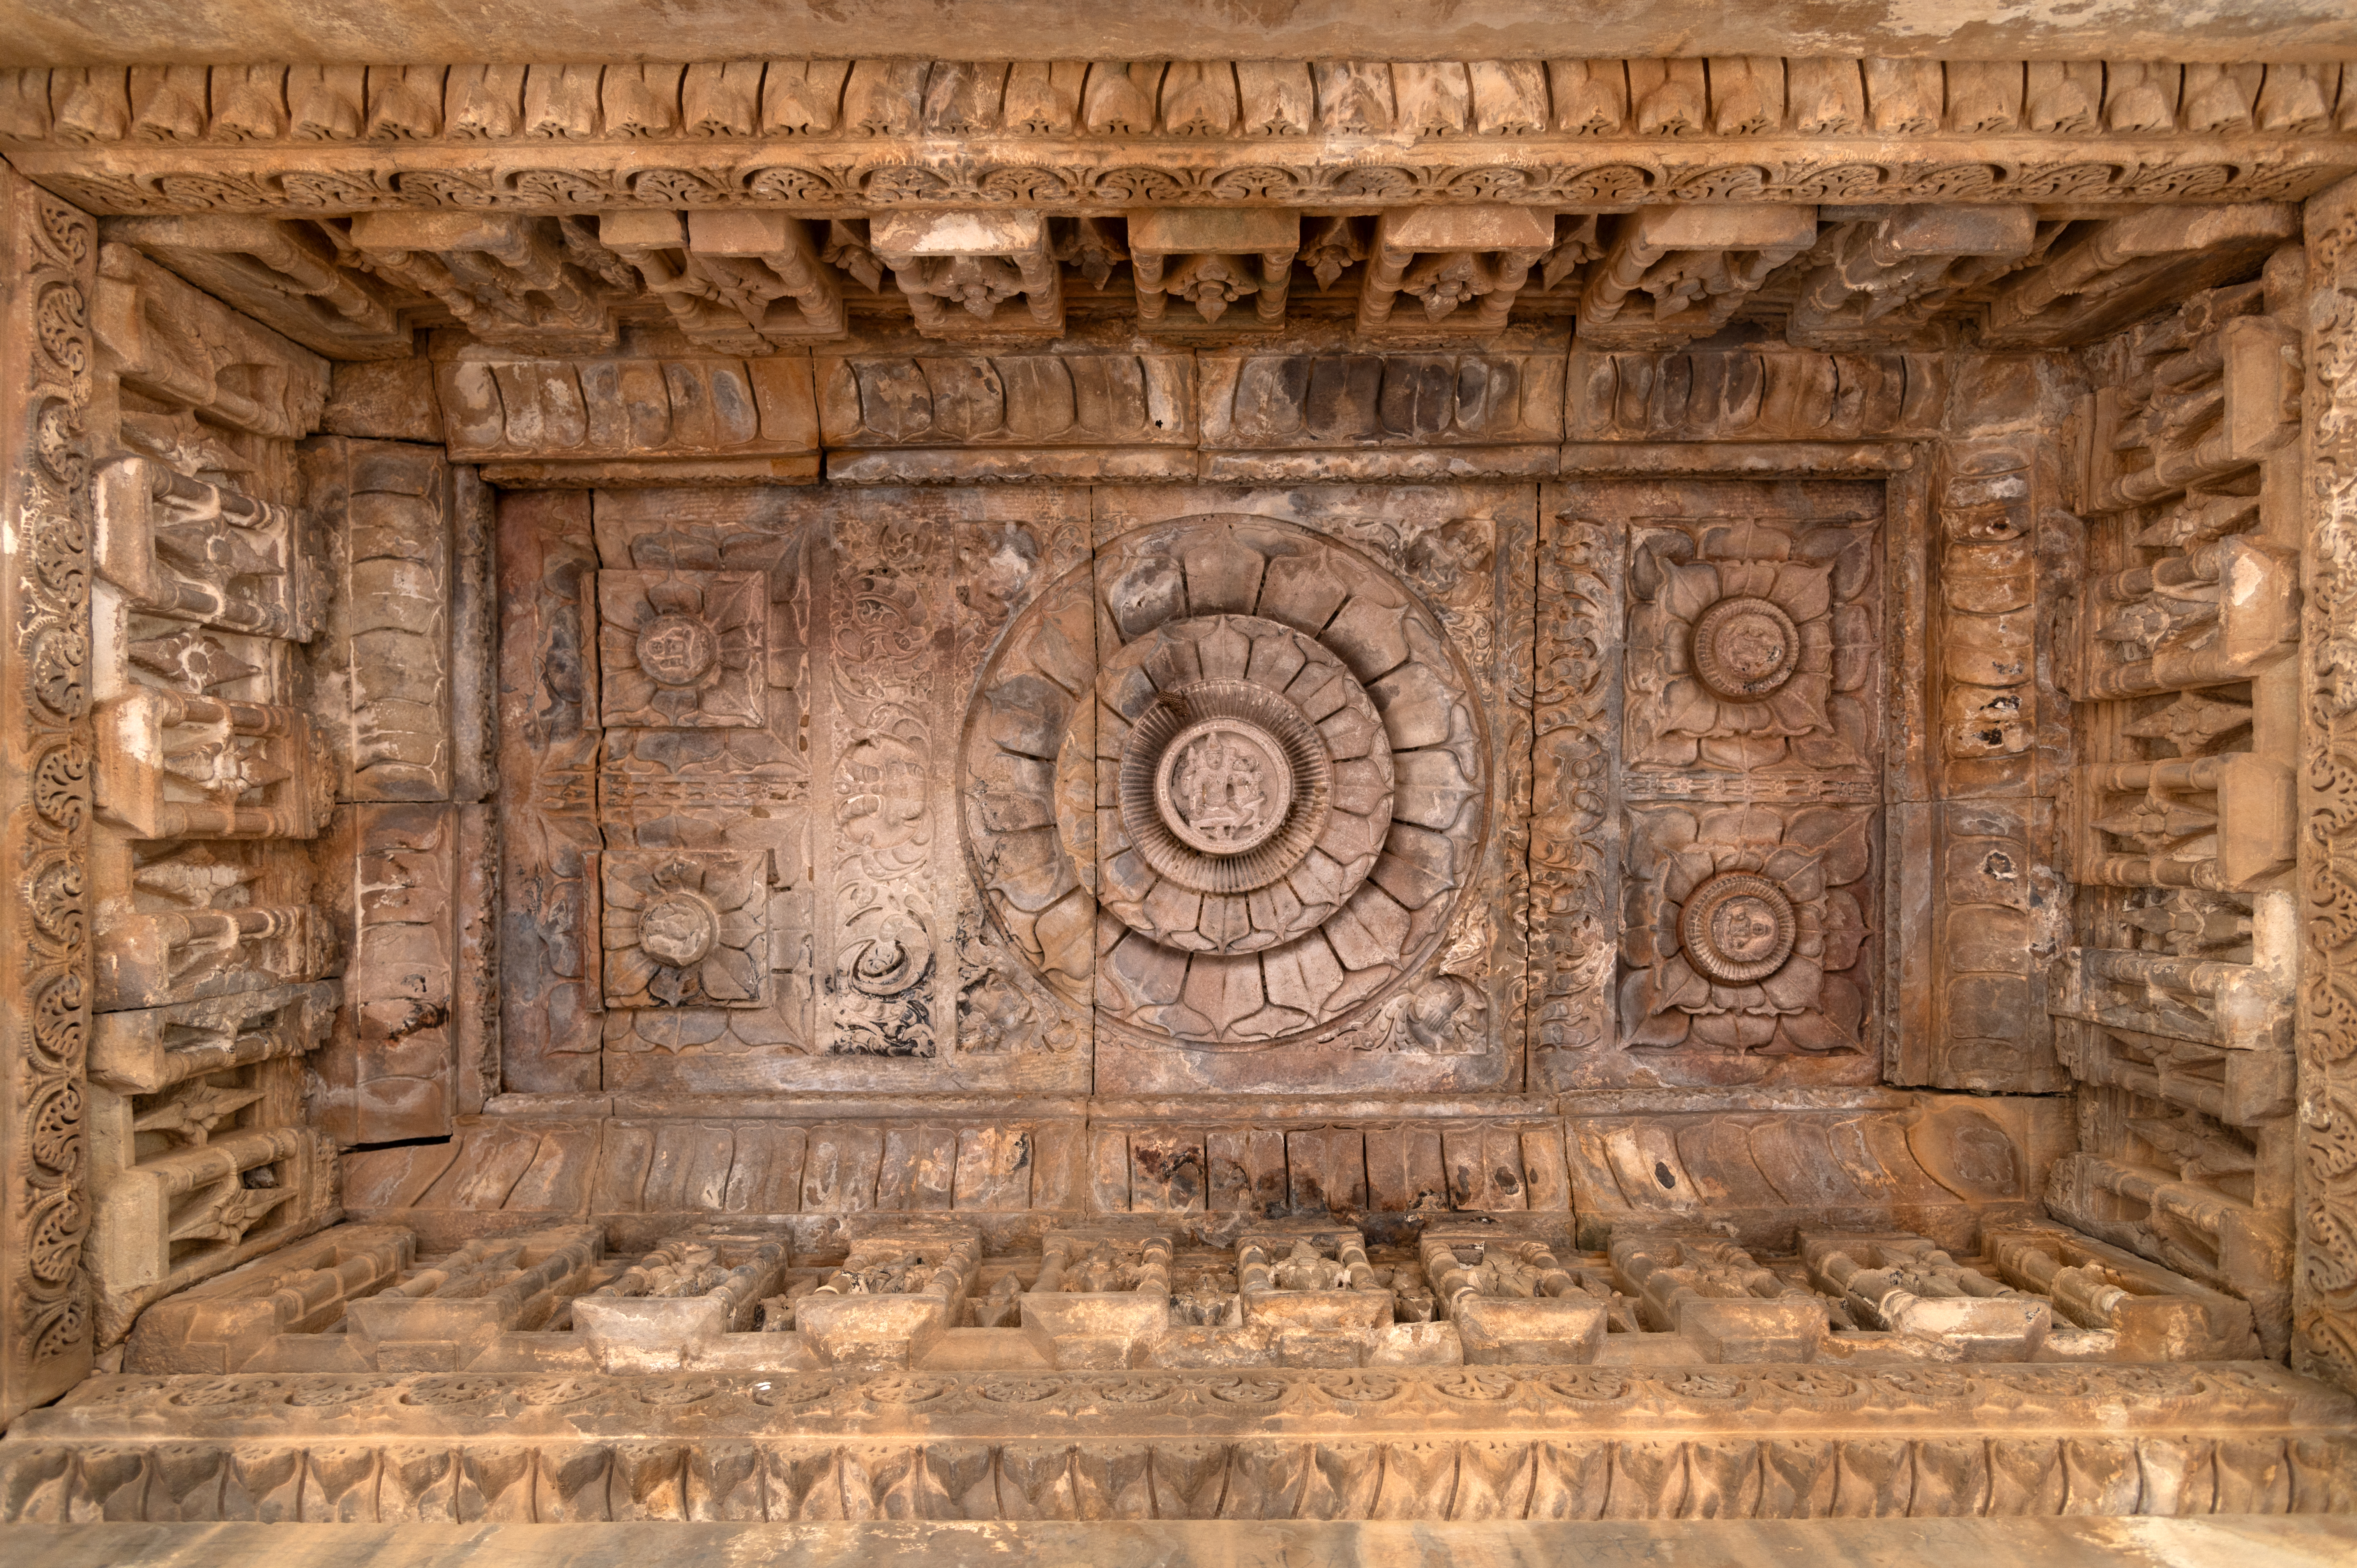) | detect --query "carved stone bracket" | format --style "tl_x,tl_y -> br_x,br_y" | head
871,210 -> 1064,340
600,210 -> 846,351
1129,208 -> 1297,330
1578,205 -> 1820,350
1357,206 -> 1557,336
